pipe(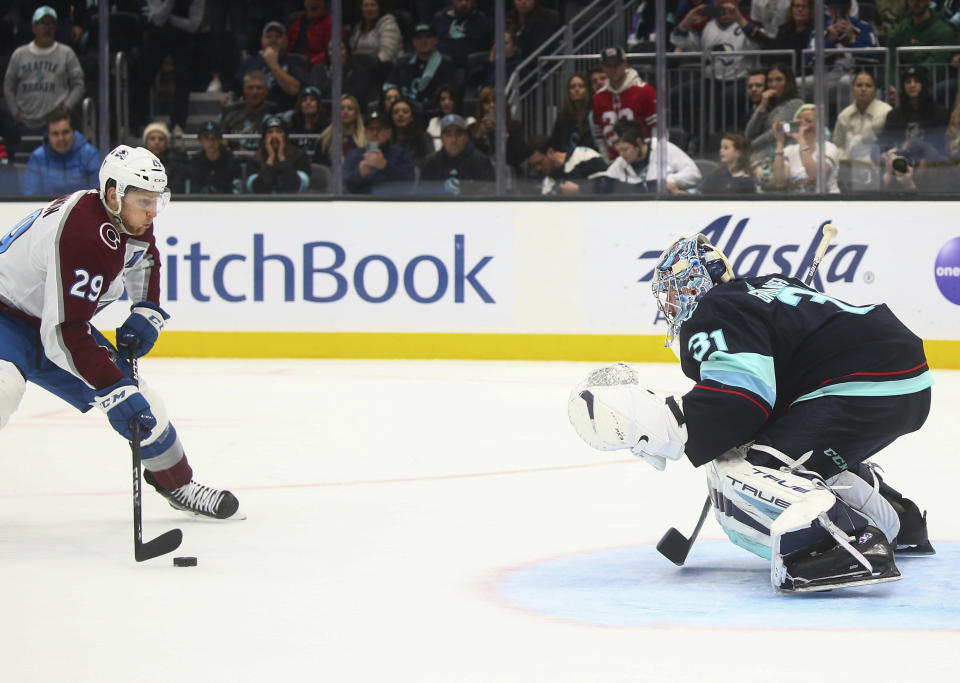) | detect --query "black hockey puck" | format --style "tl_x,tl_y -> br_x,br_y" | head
173,556 -> 198,567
